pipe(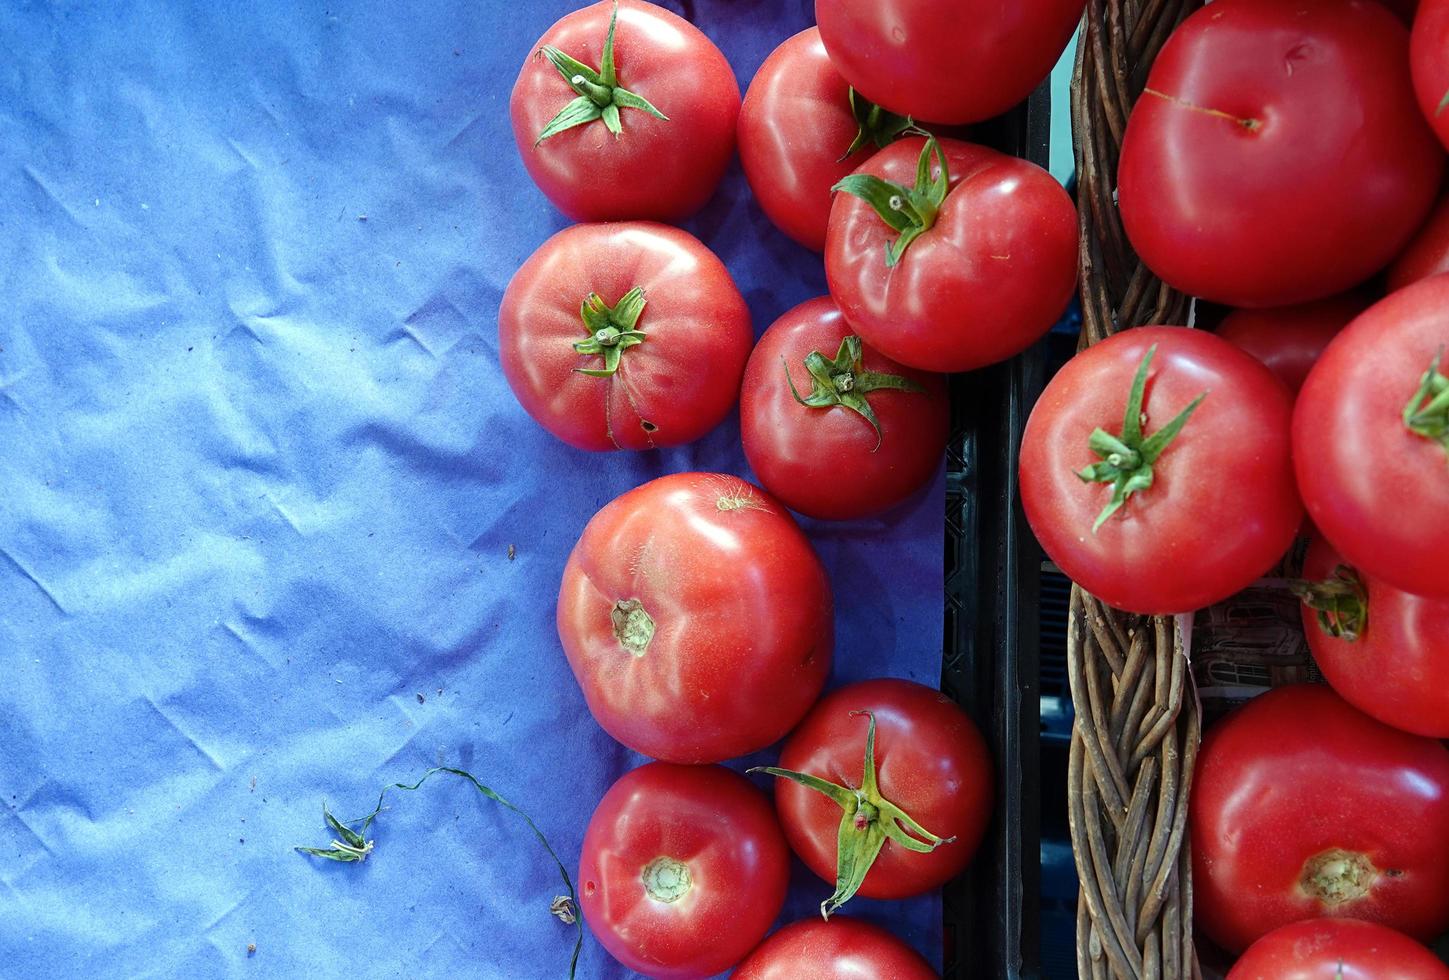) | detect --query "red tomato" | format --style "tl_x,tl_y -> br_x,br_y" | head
499,223 -> 751,451
578,762 -> 789,980
1020,327 -> 1302,615
1297,536 -> 1449,739
739,29 -> 911,252
732,917 -> 938,980
1215,295 -> 1369,396
510,0 -> 739,222
557,473 -> 833,763
1228,918 -> 1449,980
1413,0 -> 1449,153
1192,684 -> 1449,953
1388,192 -> 1449,291
1119,0 -> 1443,308
759,679 -> 992,910
739,297 -> 947,521
814,0 -> 1085,124
824,135 -> 1077,373
1294,277 -> 1449,599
